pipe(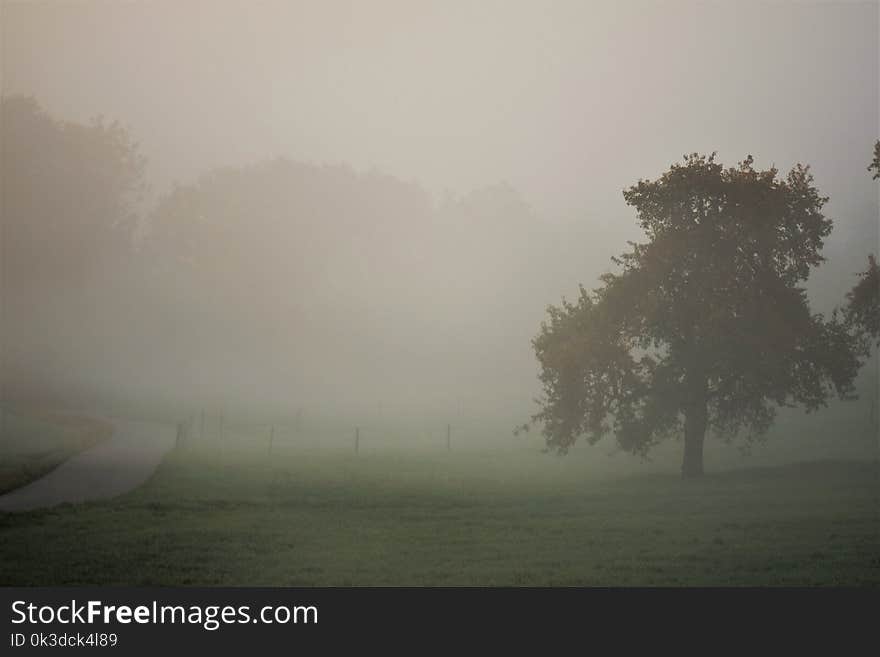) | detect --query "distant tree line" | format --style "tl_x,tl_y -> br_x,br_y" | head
0,96 -> 551,409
